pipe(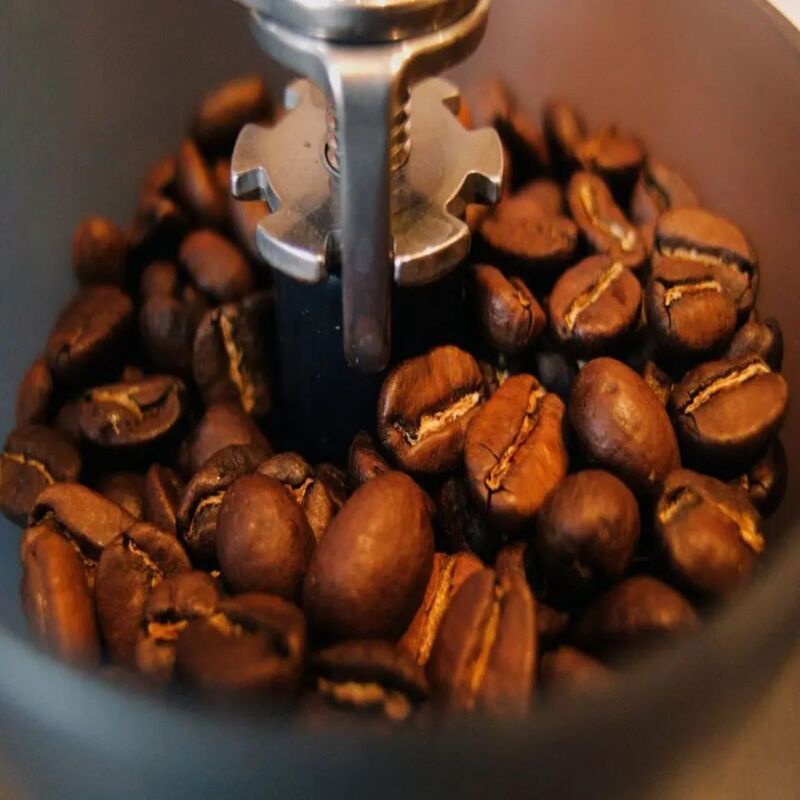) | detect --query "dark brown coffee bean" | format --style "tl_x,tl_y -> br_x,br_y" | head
533,347 -> 578,404
95,472 -> 146,520
304,472 -> 434,641
549,256 -> 642,356
646,260 -> 737,360
135,571 -> 219,682
515,179 -> 564,217
654,207 -> 758,319
45,286 -> 134,383
472,264 -> 546,354
570,358 -> 680,495
437,477 -> 498,561
53,399 -> 83,444
642,360 -> 672,406
631,161 -> 700,225
180,229 -> 254,303
574,576 -> 698,655
495,109 -> 550,188
539,646 -> 613,695
399,552 -> 484,667
428,569 -> 536,716
79,376 -> 187,448
140,260 -> 180,298
656,469 -> 764,596
347,431 -> 391,488
535,470 -> 640,601
176,443 -> 270,564
258,453 -> 336,542
377,346 -> 484,474
193,294 -> 272,416
139,293 -> 196,377
0,425 -> 82,525
575,127 -> 645,204
189,402 -> 271,475
15,357 -> 53,427
725,318 -> 783,372
143,464 -> 183,534
494,541 -> 527,584
313,640 -> 428,721
543,99 -> 586,179
96,523 -> 191,665
72,216 -> 128,287
175,593 -> 306,696
175,138 -> 228,228
465,374 -> 568,533
734,440 -> 787,517
20,523 -> 100,667
191,75 -> 271,155
567,172 -> 647,272
670,356 -> 788,471
314,463 -> 349,513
